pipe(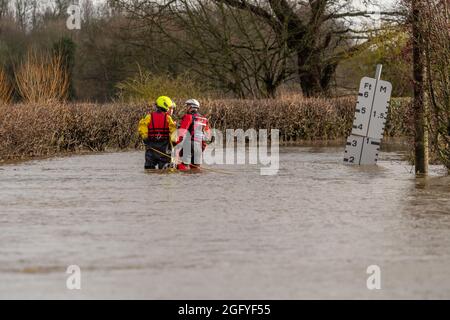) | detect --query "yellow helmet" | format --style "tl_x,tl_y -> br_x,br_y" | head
155,96 -> 176,111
